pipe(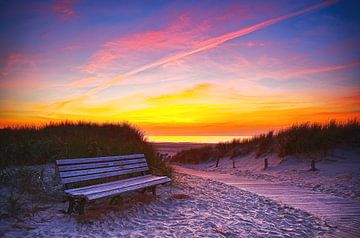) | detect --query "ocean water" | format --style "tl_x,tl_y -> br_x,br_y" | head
146,135 -> 252,143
